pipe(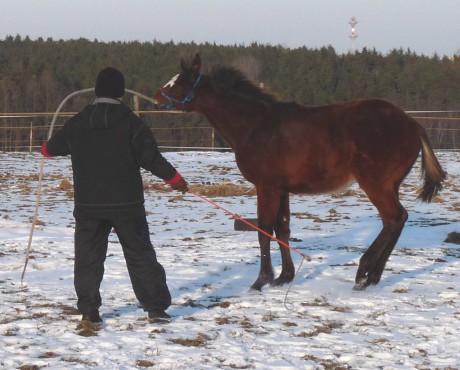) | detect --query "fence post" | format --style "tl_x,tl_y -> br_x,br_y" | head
133,95 -> 140,116
211,127 -> 215,151
29,121 -> 33,152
